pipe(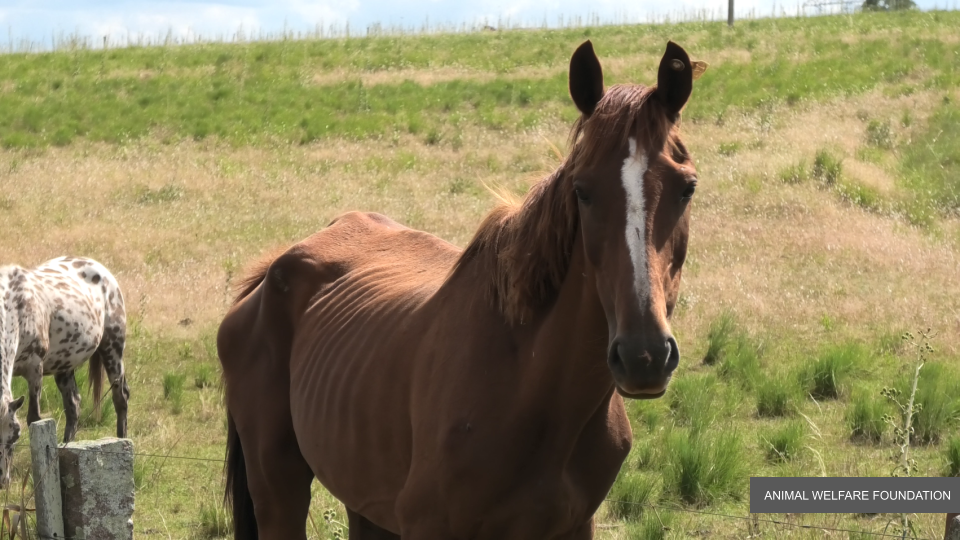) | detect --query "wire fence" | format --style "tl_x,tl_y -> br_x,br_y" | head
603,498 -> 937,539
2,442 -> 947,540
